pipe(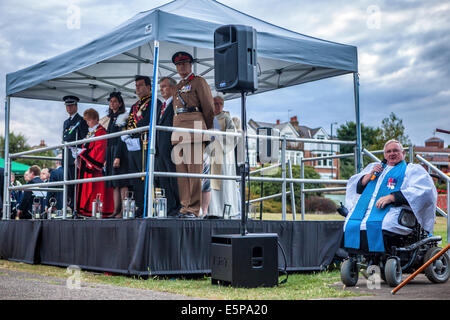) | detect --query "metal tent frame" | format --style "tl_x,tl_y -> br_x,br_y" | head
2,0 -> 363,219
